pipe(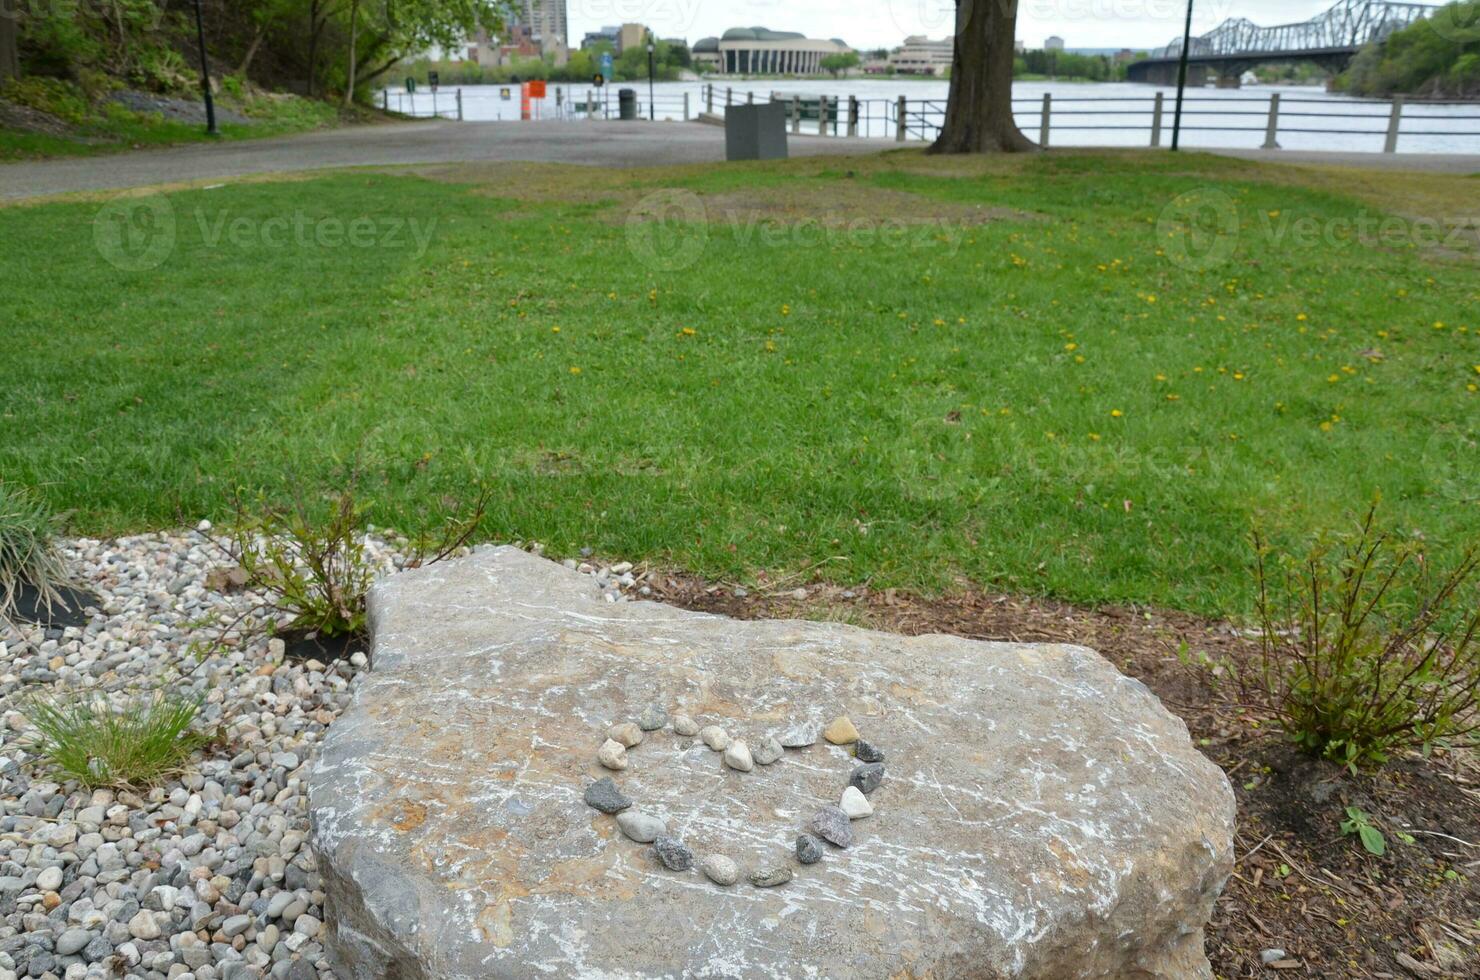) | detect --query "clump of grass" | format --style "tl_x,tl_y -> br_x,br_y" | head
25,691 -> 210,788
230,488 -> 376,640
0,481 -> 74,623
1243,505 -> 1480,771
